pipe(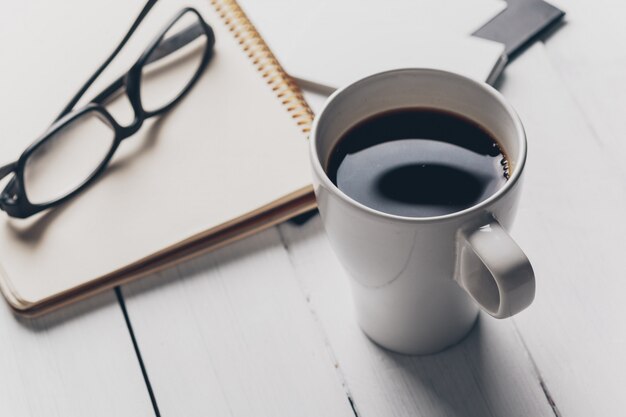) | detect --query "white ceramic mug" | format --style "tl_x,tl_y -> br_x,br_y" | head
309,69 -> 535,355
